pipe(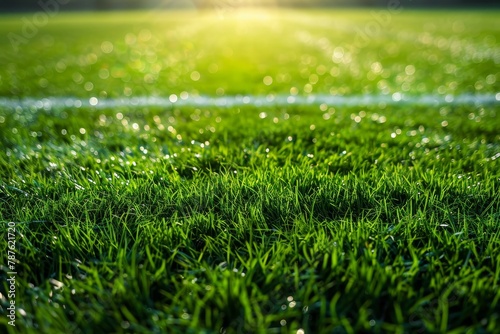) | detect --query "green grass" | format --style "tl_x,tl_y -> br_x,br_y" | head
0,8 -> 500,334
